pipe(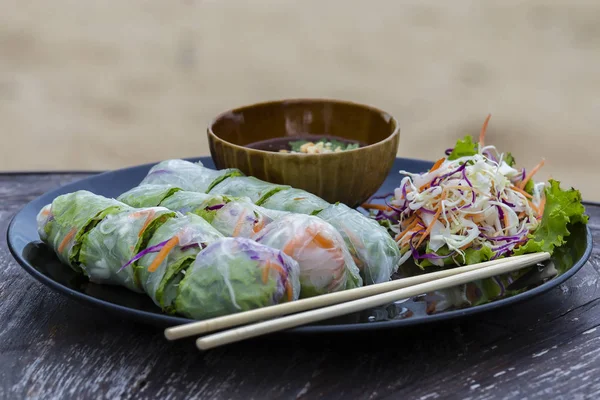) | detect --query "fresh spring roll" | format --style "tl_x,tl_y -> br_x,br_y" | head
252,214 -> 363,298
135,214 -> 224,310
174,237 -> 301,319
78,207 -> 177,292
140,159 -> 243,193
36,190 -> 131,272
317,203 -> 402,285
260,188 -> 330,215
208,176 -> 290,205
117,184 -> 182,208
